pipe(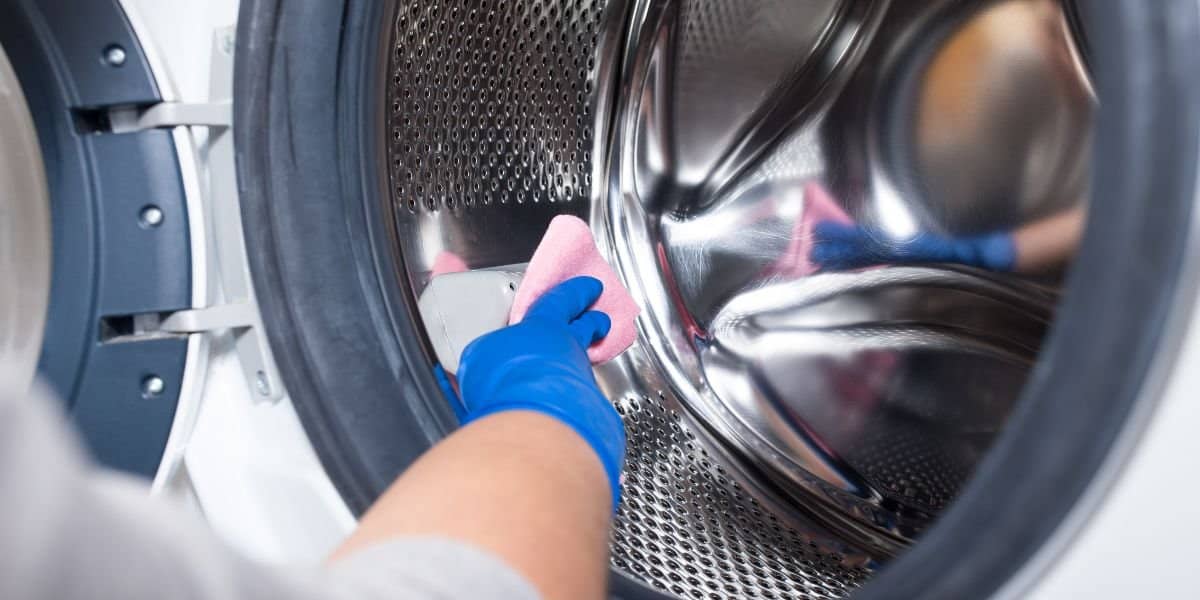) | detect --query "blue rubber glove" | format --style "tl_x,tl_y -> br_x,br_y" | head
811,221 -> 1017,272
433,364 -> 467,421
456,276 -> 626,509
